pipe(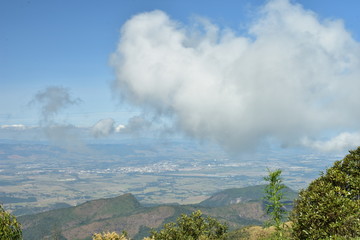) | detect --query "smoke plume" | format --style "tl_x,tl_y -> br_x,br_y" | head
30,86 -> 81,122
30,86 -> 85,150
